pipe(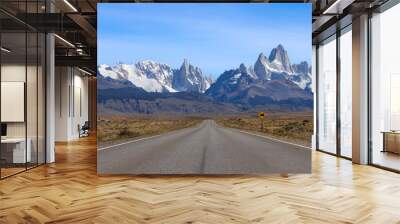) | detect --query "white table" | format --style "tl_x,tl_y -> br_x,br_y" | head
1,138 -> 31,163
